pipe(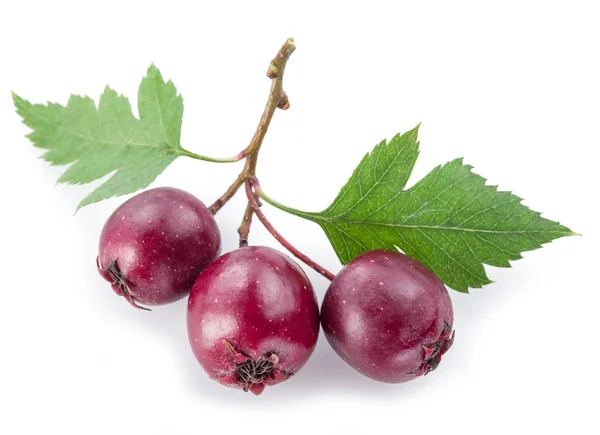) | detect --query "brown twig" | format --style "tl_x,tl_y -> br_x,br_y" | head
209,38 -> 296,214
209,175 -> 244,215
206,39 -> 334,280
